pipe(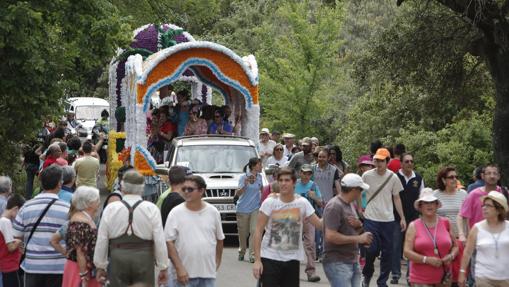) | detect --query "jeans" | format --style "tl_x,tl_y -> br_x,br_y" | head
362,219 -> 395,287
323,261 -> 361,287
24,163 -> 38,199
174,278 -> 216,287
391,221 -> 403,279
